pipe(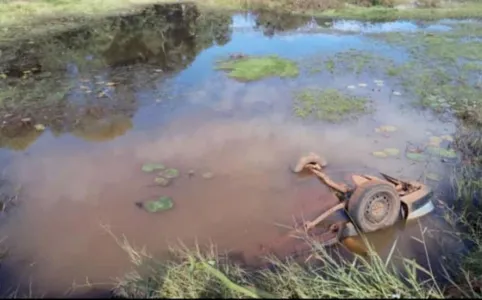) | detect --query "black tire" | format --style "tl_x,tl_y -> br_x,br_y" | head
347,181 -> 401,233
